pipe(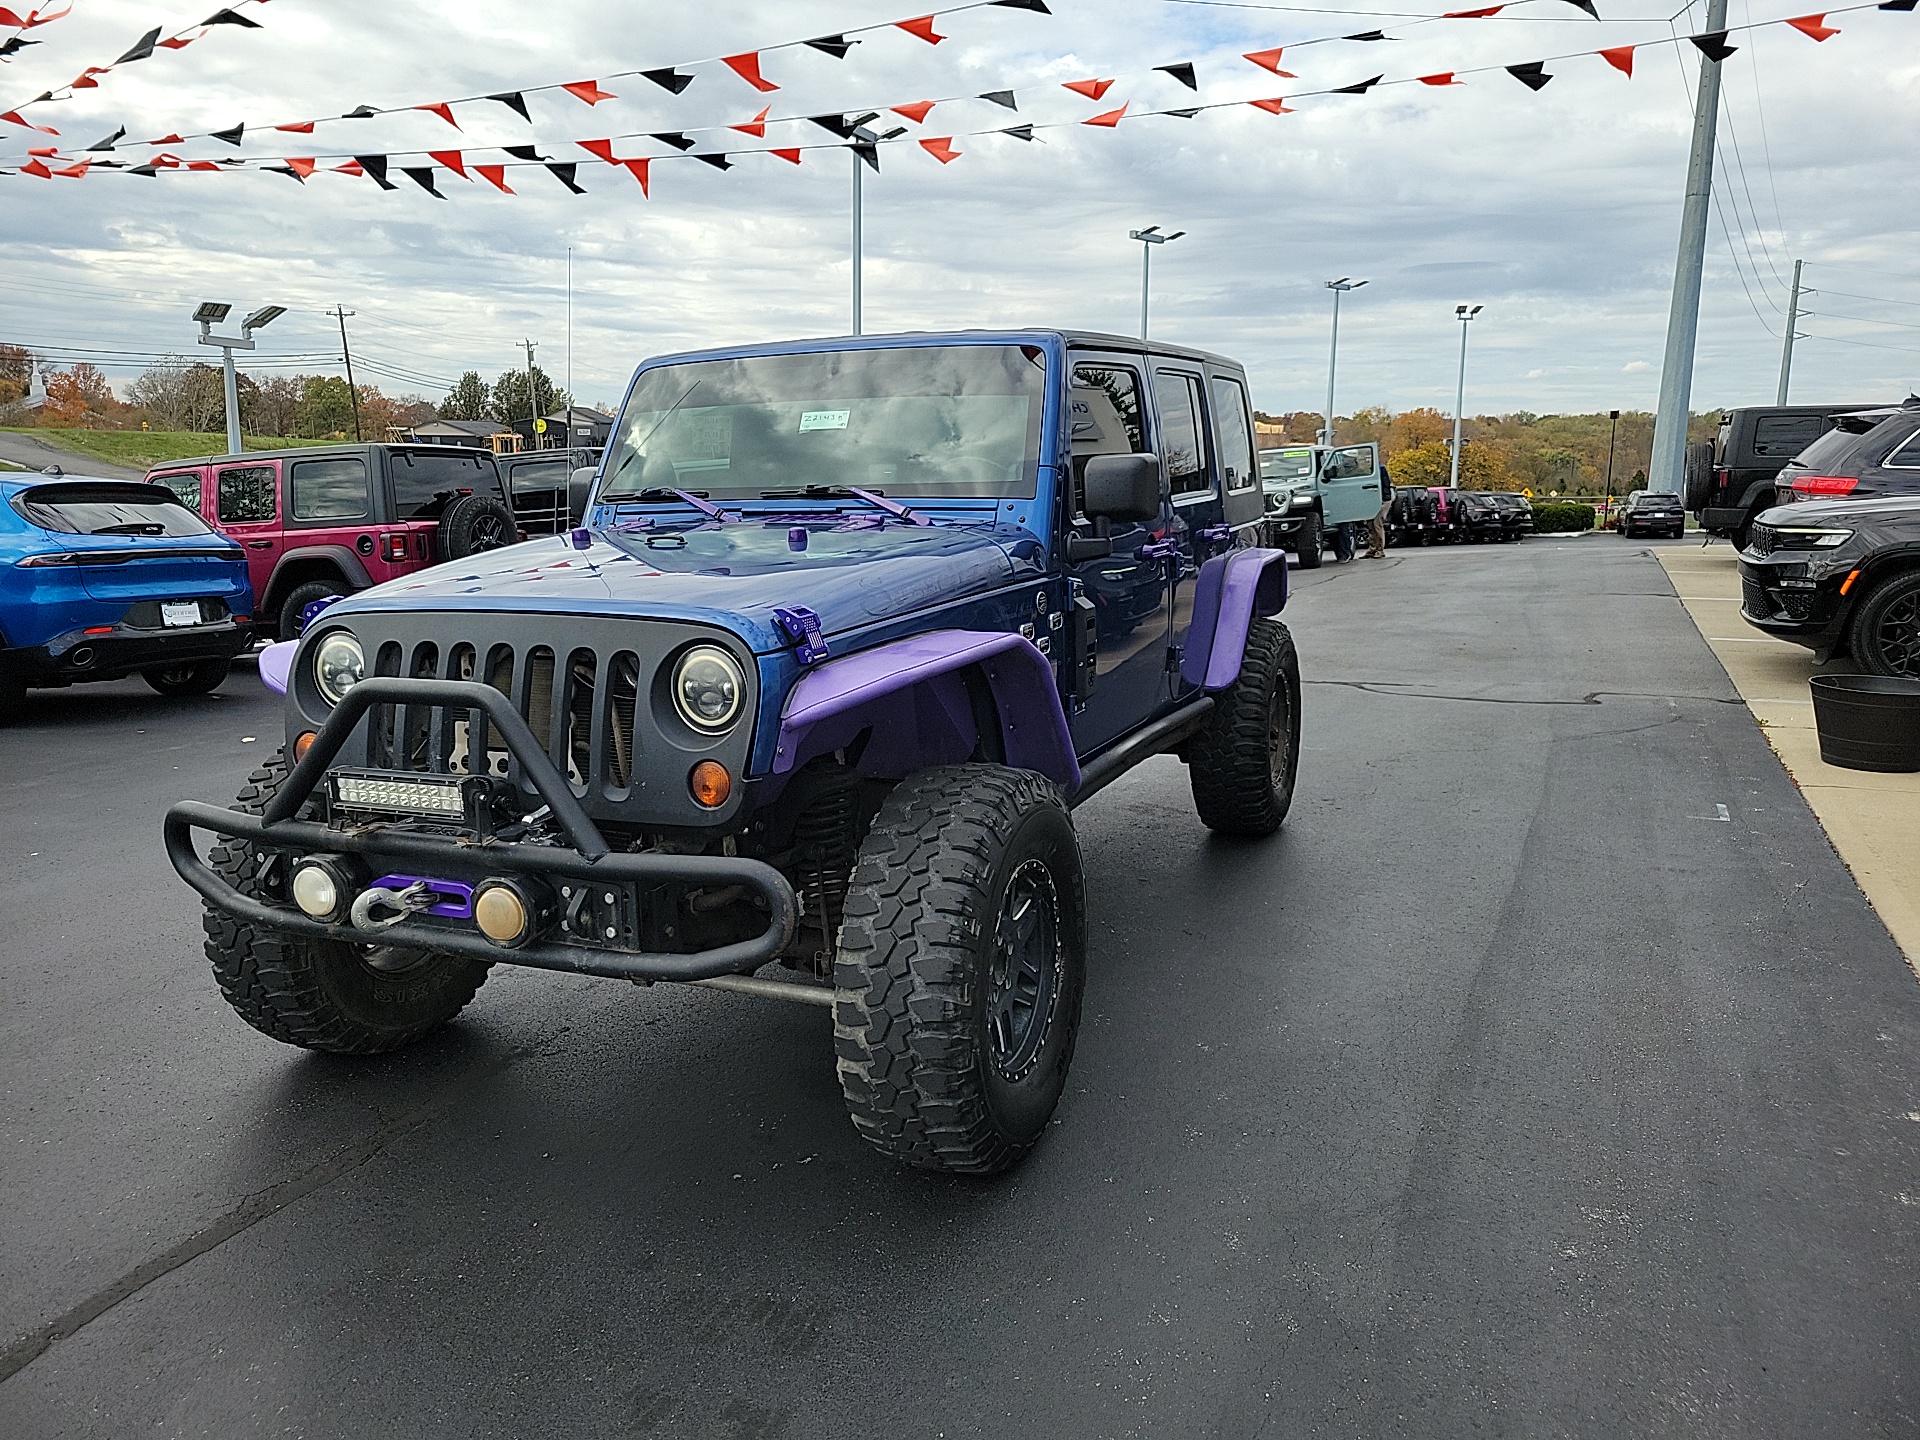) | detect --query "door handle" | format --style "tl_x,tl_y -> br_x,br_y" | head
247,540 -> 273,549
